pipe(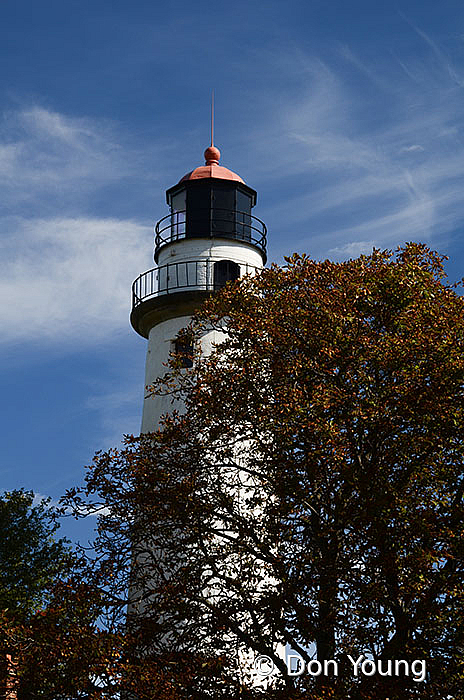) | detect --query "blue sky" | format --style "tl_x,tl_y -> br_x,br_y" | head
2,0 -> 464,544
